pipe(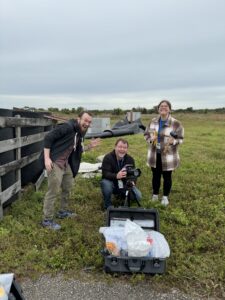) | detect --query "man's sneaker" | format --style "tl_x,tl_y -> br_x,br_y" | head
161,196 -> 169,206
42,219 -> 61,230
151,194 -> 159,202
56,210 -> 77,219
